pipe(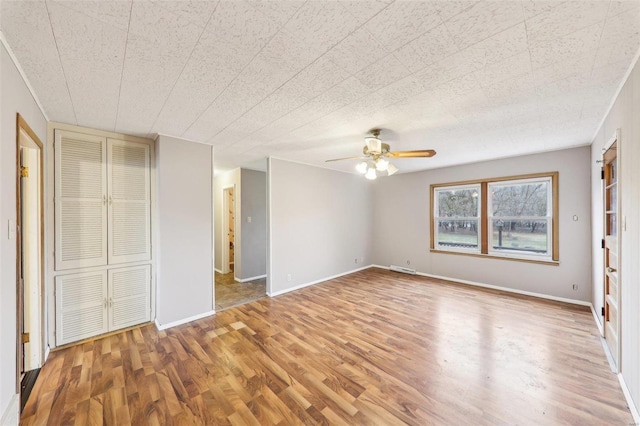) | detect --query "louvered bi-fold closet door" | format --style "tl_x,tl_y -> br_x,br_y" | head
55,271 -> 108,346
54,131 -> 108,270
108,265 -> 150,329
107,139 -> 151,264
